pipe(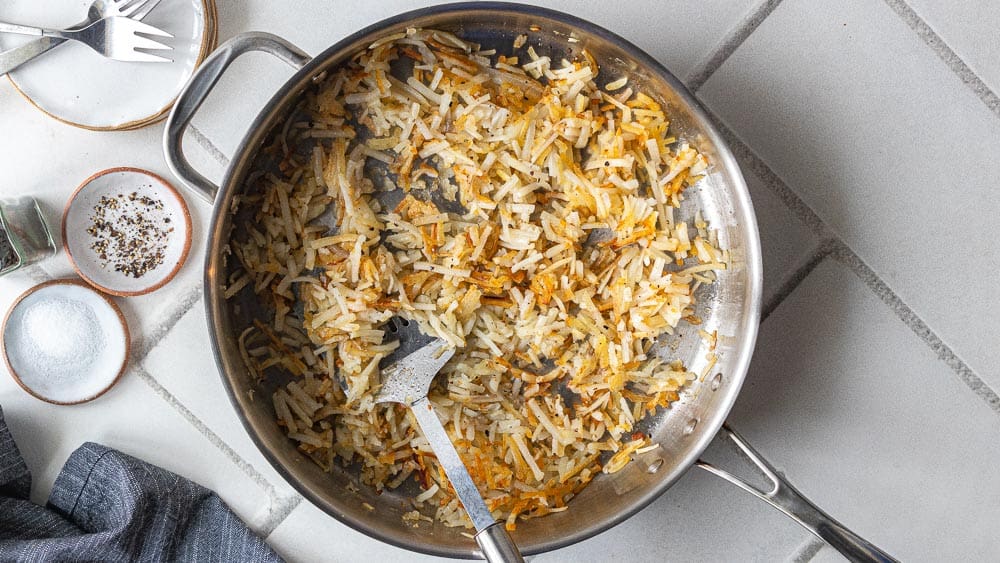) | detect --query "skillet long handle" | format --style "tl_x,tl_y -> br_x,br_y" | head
163,32 -> 311,203
697,425 -> 897,563
409,396 -> 524,563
